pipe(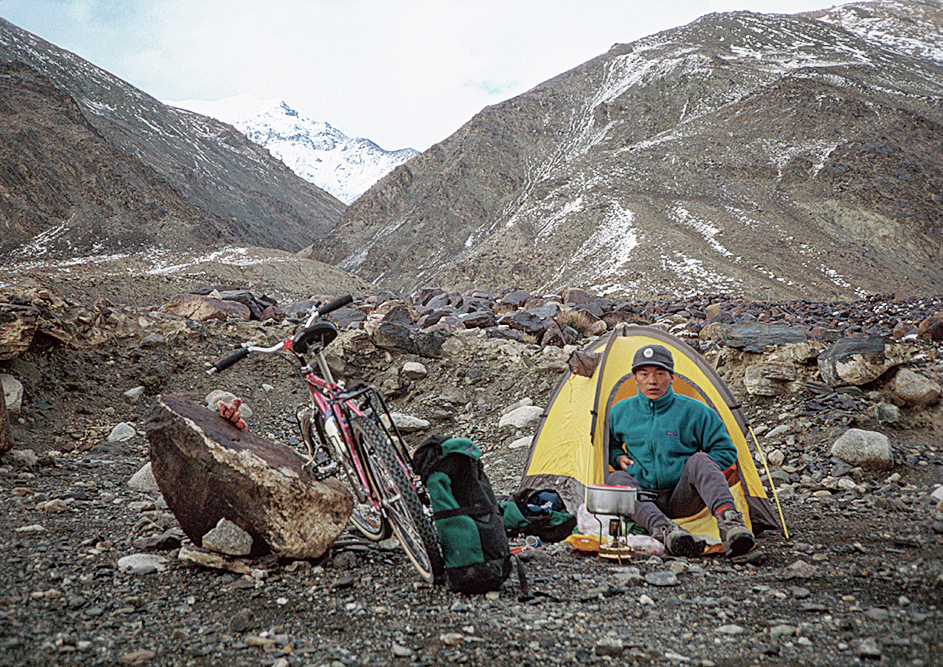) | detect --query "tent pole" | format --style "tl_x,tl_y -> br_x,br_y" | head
748,427 -> 789,538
